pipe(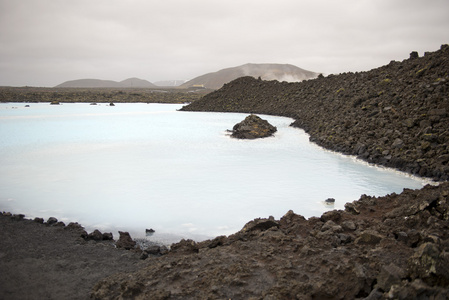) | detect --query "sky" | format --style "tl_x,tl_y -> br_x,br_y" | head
1,0 -> 448,87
